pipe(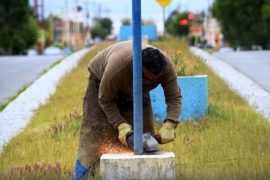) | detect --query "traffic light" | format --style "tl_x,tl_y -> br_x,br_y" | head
188,13 -> 194,20
179,19 -> 188,26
